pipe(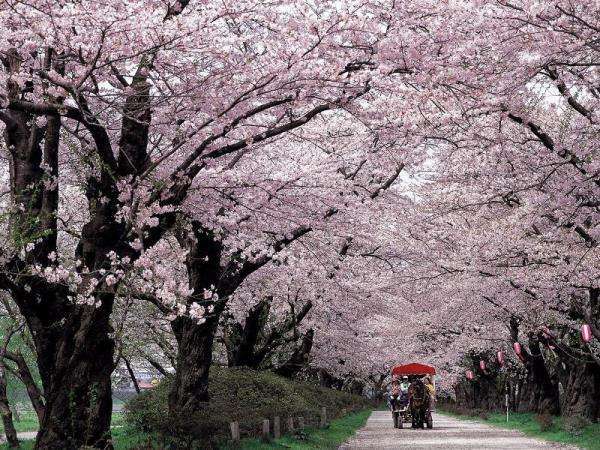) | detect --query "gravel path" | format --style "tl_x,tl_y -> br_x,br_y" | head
339,410 -> 577,449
